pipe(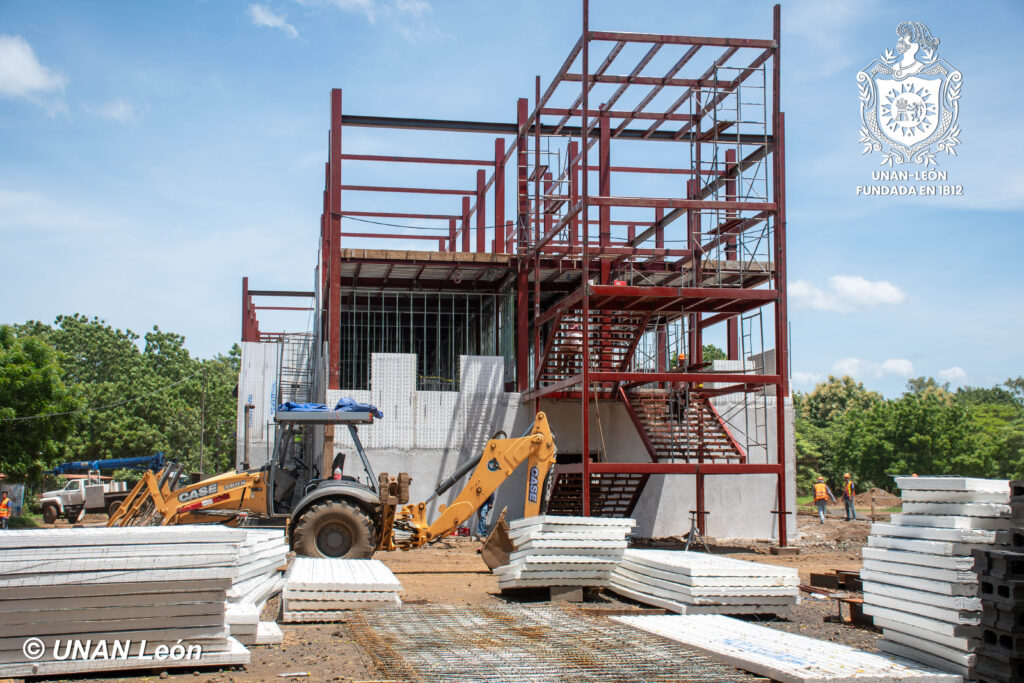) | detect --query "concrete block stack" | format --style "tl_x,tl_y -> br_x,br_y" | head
970,480 -> 1024,683
225,529 -> 288,646
609,549 -> 799,615
282,558 -> 401,622
861,476 -> 1012,678
0,527 -> 251,679
492,516 -> 634,590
